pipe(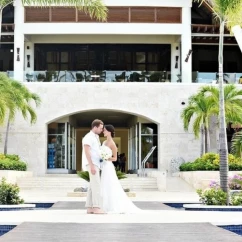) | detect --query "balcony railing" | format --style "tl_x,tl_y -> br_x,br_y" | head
192,72 -> 242,84
20,70 -> 172,83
